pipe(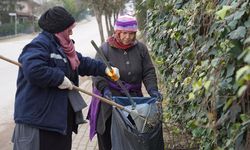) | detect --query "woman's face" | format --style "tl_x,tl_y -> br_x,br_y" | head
68,23 -> 76,35
119,31 -> 136,45
68,29 -> 73,35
